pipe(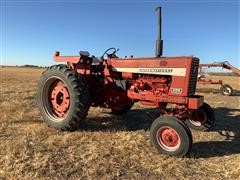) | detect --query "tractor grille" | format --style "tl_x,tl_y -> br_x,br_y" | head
188,58 -> 199,96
